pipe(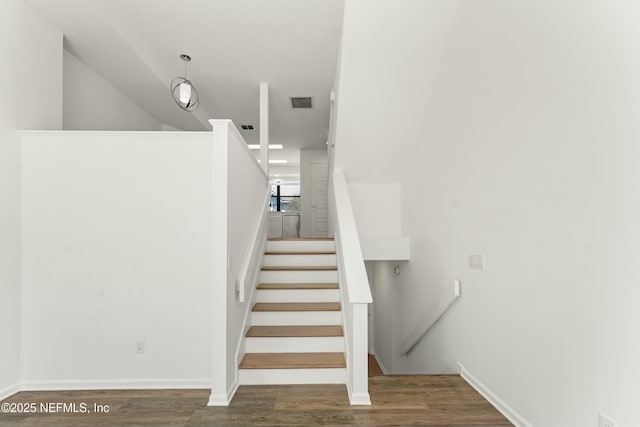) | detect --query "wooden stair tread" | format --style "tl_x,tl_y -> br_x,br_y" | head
265,251 -> 336,255
268,237 -> 334,241
261,266 -> 337,271
247,325 -> 343,337
258,283 -> 339,290
239,352 -> 346,369
252,302 -> 340,312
